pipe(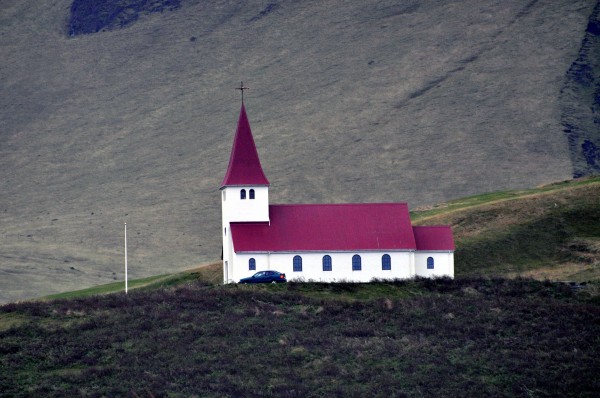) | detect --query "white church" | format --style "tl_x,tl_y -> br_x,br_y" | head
221,101 -> 455,284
